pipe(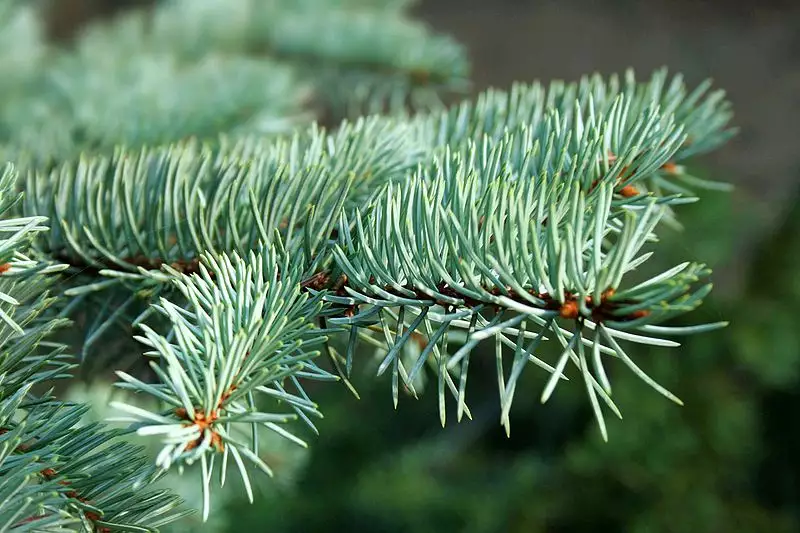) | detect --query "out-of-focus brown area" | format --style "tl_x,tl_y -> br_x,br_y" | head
45,0 -> 148,41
